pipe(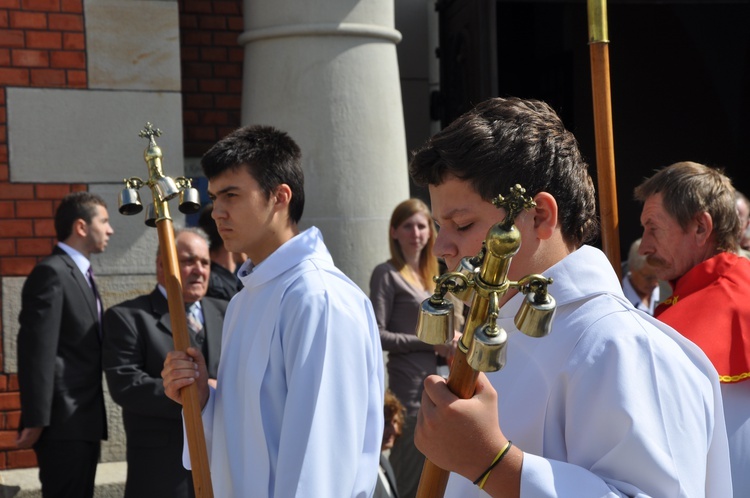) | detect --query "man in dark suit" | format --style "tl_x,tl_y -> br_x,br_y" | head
17,191 -> 114,498
102,227 -> 226,498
